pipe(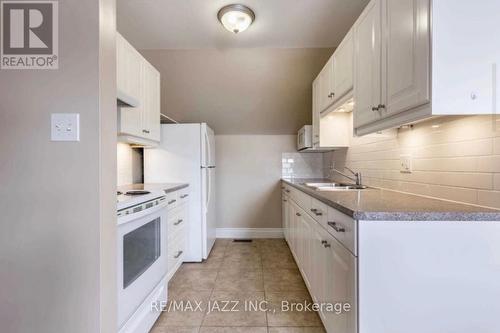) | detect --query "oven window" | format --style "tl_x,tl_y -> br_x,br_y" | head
123,218 -> 161,289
